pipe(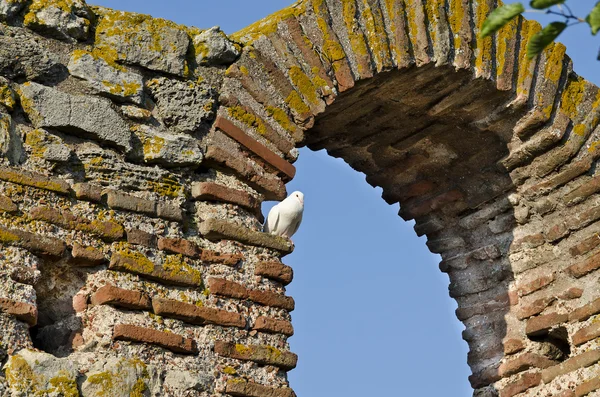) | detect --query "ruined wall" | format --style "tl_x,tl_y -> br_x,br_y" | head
0,0 -> 600,396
